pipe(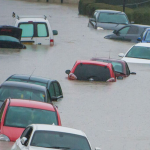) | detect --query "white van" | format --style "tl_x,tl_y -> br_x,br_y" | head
14,15 -> 58,46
